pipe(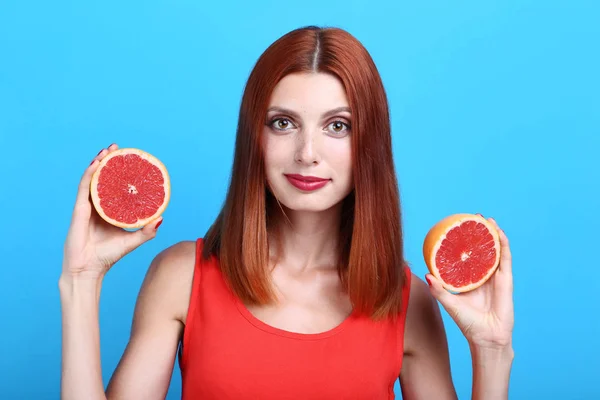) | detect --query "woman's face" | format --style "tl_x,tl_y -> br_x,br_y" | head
262,72 -> 354,213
